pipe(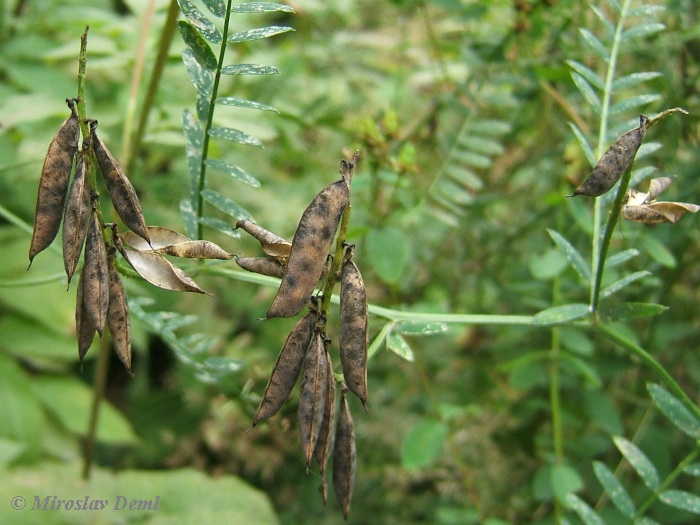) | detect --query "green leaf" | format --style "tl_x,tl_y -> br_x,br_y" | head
469,119 -> 512,136
178,0 -> 223,43
627,5 -> 666,17
209,127 -> 263,147
395,321 -> 449,336
201,189 -> 253,220
216,96 -> 278,112
634,517 -> 662,525
31,377 -> 137,445
366,227 -> 409,284
221,64 -> 279,75
569,122 -> 597,167
684,463 -> 700,477
660,489 -> 700,514
613,72 -> 663,90
205,159 -> 261,187
231,2 -> 295,13
640,235 -> 676,268
567,60 -> 605,90
647,383 -> 700,438
202,0 -> 227,17
178,20 -> 218,71
606,248 -> 639,268
613,435 -> 660,490
593,461 -> 635,517
529,248 -> 567,280
609,94 -> 662,116
452,149 -> 492,169
551,464 -> 583,504
228,26 -> 294,43
547,229 -> 591,283
597,302 -> 668,321
533,303 -> 589,326
459,135 -> 504,156
623,23 -> 666,41
571,72 -> 602,114
182,49 -> 213,96
199,216 -> 241,238
579,28 -> 610,62
566,493 -> 605,525
401,419 -> 447,471
180,199 -> 199,240
0,315 -> 77,363
600,270 -> 651,299
585,388 -> 622,434
182,108 -> 204,184
387,331 -> 414,362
